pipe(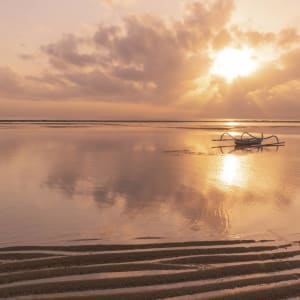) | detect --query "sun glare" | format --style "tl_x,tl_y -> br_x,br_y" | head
211,47 -> 257,82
